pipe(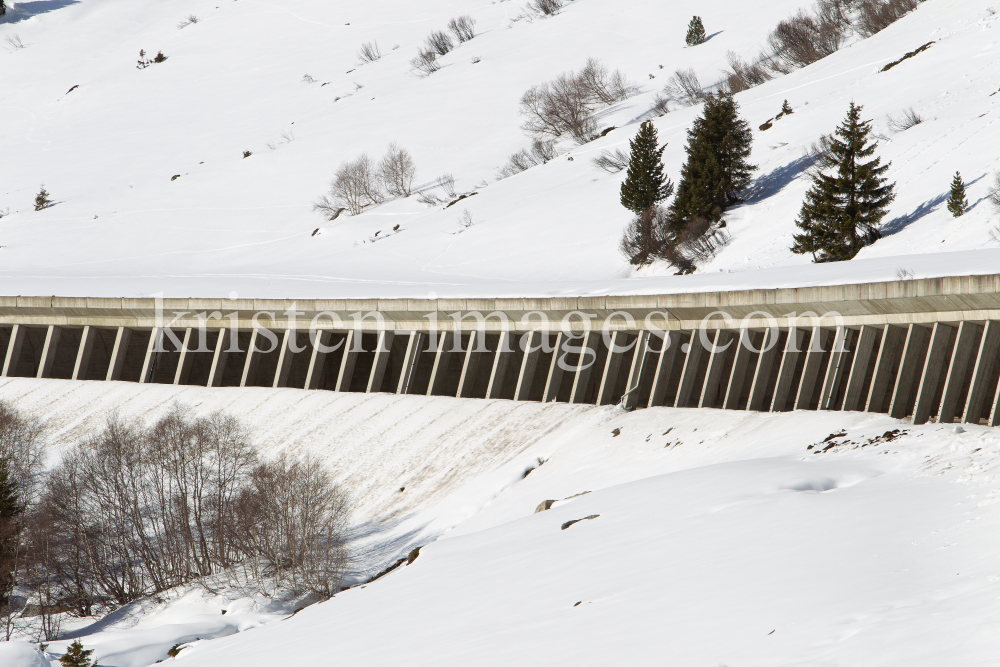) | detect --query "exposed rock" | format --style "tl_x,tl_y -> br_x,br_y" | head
561,514 -> 600,530
535,499 -> 556,513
